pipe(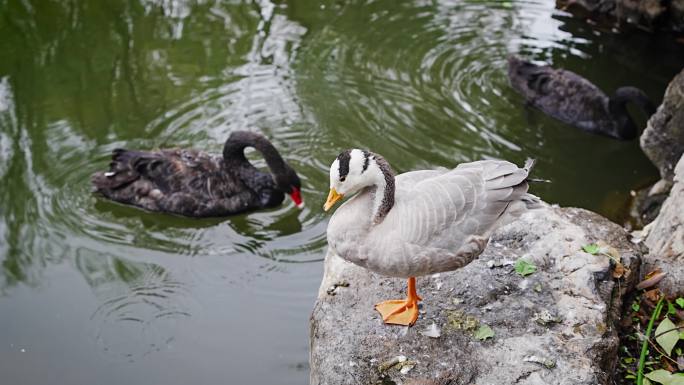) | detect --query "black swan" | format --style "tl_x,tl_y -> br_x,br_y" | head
91,131 -> 303,217
507,56 -> 656,140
